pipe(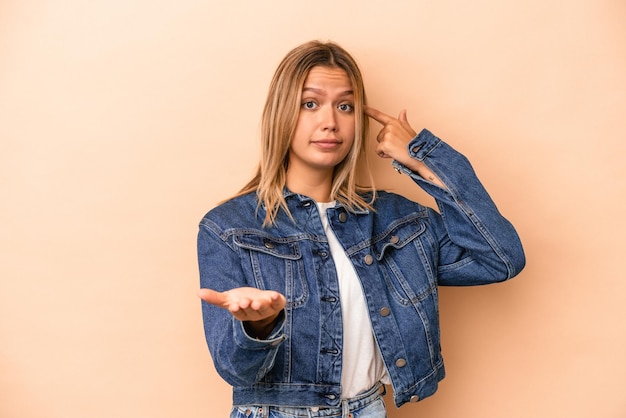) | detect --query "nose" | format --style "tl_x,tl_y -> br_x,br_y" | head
320,106 -> 338,131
